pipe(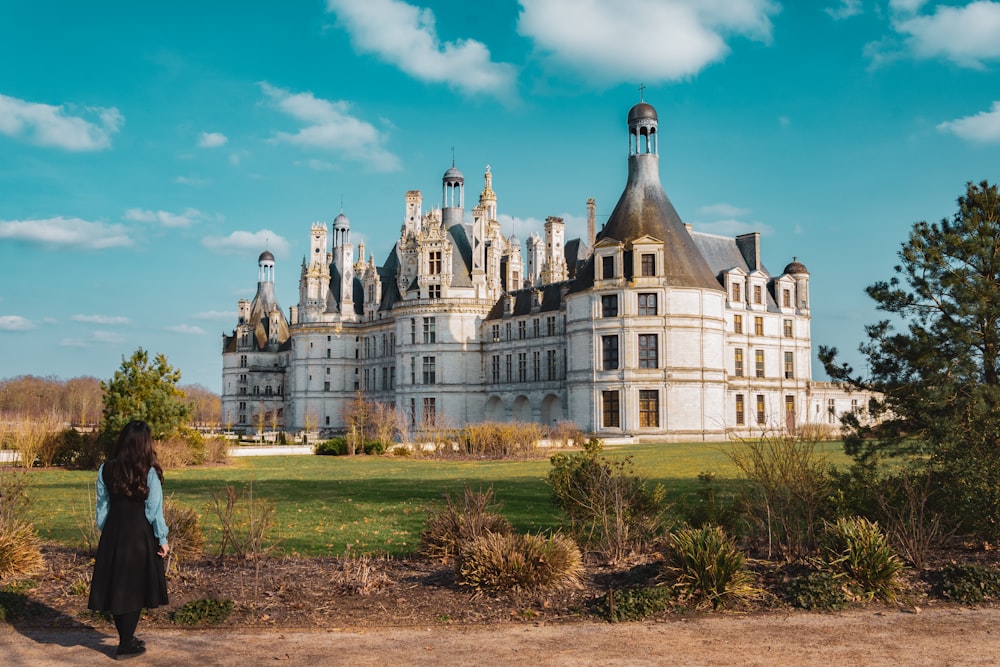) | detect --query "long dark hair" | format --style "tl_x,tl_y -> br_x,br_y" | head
105,420 -> 164,498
